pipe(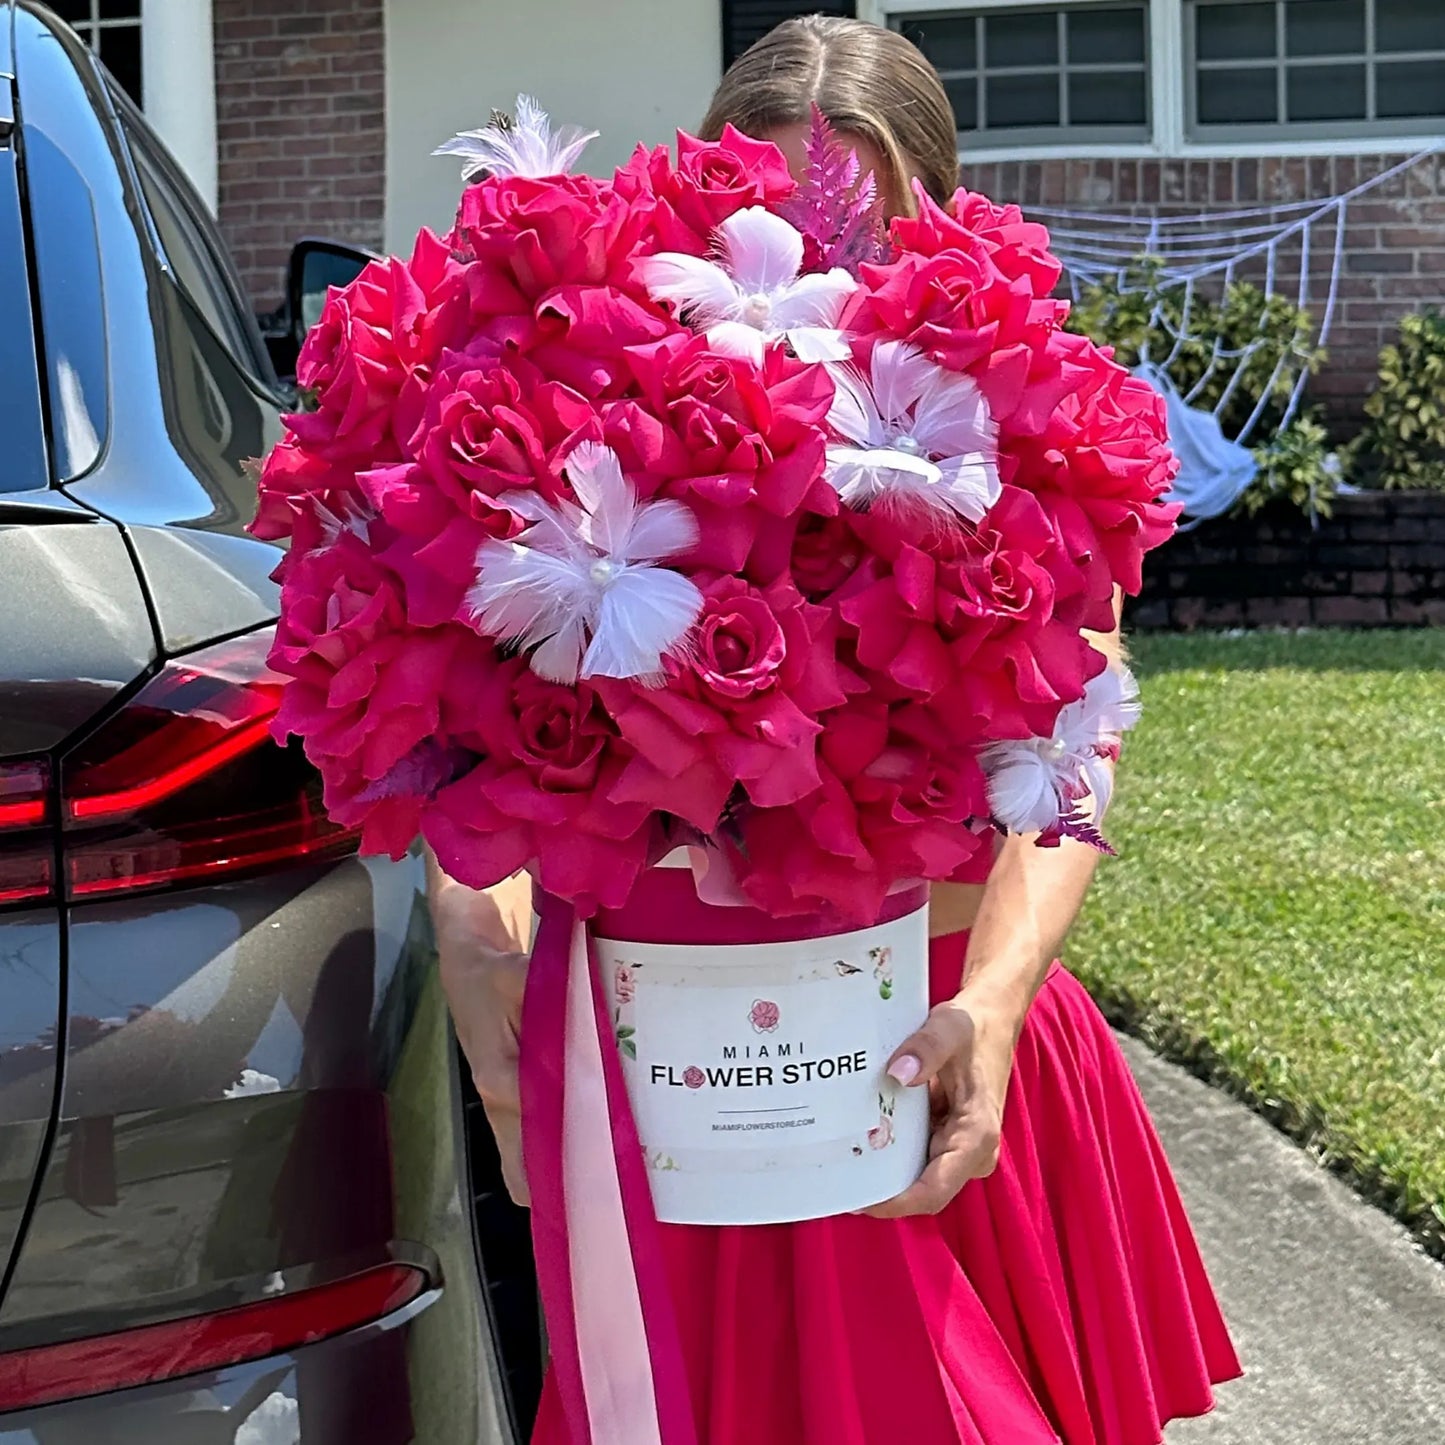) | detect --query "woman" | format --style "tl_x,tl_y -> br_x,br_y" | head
432,16 -> 1241,1445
